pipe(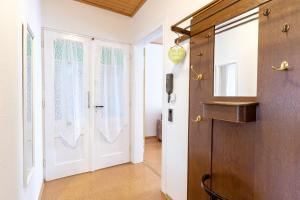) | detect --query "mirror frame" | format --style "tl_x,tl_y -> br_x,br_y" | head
22,23 -> 35,187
